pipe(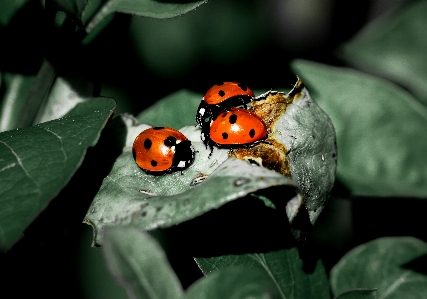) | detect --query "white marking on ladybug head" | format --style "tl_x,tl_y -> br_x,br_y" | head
177,160 -> 186,168
171,146 -> 176,153
199,108 -> 205,116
